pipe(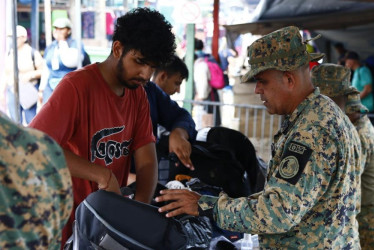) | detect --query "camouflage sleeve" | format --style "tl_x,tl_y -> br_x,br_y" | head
359,131 -> 369,172
208,127 -> 337,234
23,127 -> 74,225
198,195 -> 219,210
0,117 -> 73,248
357,117 -> 374,174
